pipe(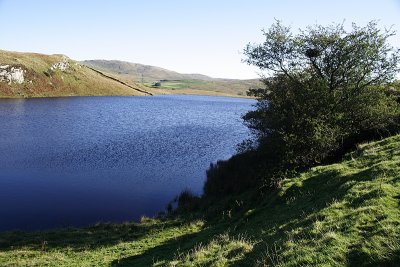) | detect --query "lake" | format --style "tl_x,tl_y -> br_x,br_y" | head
0,95 -> 254,231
